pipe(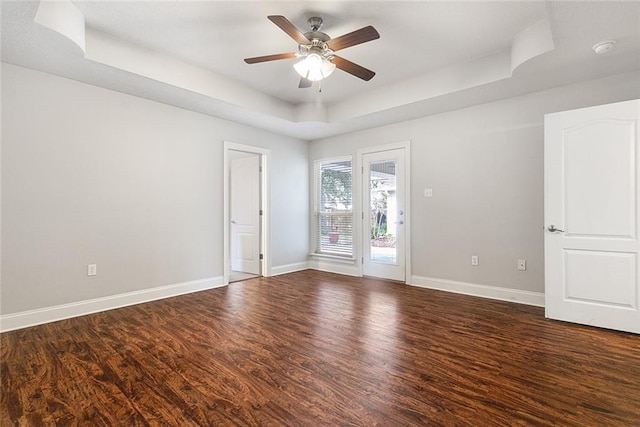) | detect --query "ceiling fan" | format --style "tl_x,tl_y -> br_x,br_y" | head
244,15 -> 380,88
